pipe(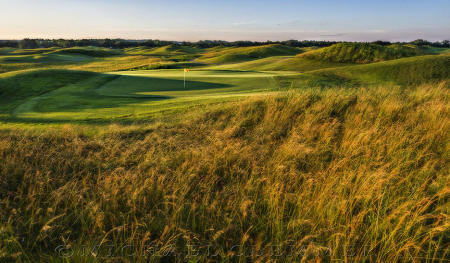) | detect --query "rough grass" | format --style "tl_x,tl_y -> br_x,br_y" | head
0,82 -> 448,262
300,43 -> 426,64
